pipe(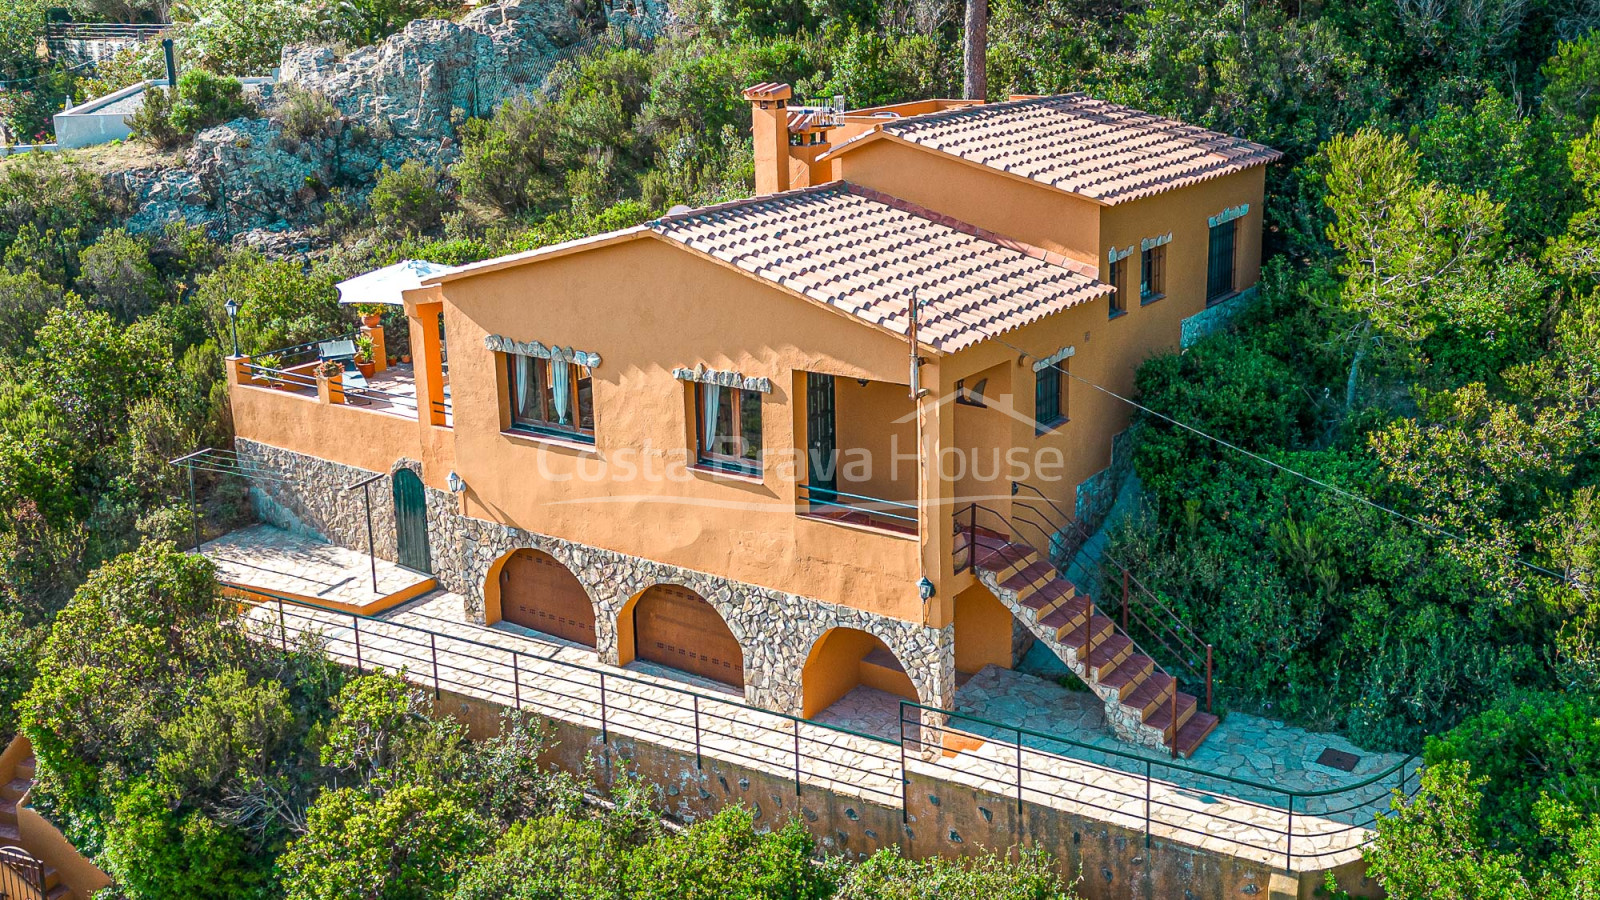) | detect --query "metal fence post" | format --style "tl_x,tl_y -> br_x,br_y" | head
793,722 -> 802,797
899,702 -> 909,824
693,695 -> 702,770
512,652 -> 521,711
598,671 -> 608,744
1144,760 -> 1152,849
1205,644 -> 1214,713
1121,567 -> 1129,632
277,599 -> 288,653
1015,727 -> 1023,821
1285,794 -> 1295,872
430,632 -> 441,700
352,615 -> 363,671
